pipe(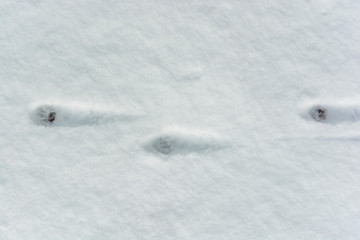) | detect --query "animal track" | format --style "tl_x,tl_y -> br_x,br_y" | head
152,137 -> 173,154
310,106 -> 327,122
48,112 -> 56,123
145,127 -> 225,155
35,105 -> 57,125
302,102 -> 360,124
30,102 -> 140,127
